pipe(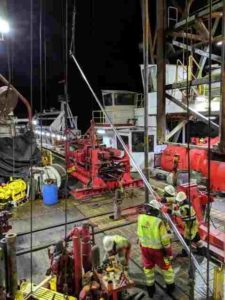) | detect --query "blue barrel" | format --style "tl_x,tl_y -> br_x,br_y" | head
42,184 -> 58,205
